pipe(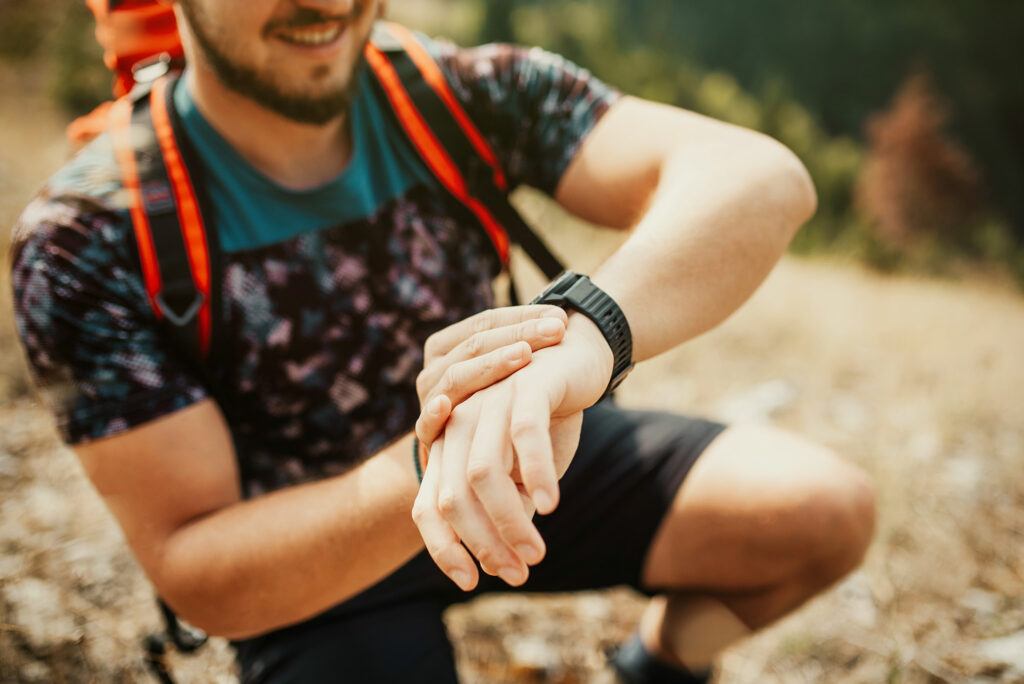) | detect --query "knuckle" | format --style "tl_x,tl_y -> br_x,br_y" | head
465,462 -> 493,487
411,502 -> 429,525
423,334 -> 440,360
494,516 -> 523,543
508,419 -> 538,442
440,368 -> 458,395
472,310 -> 494,335
464,333 -> 484,358
472,547 -> 498,570
415,370 -> 430,399
437,489 -> 460,517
